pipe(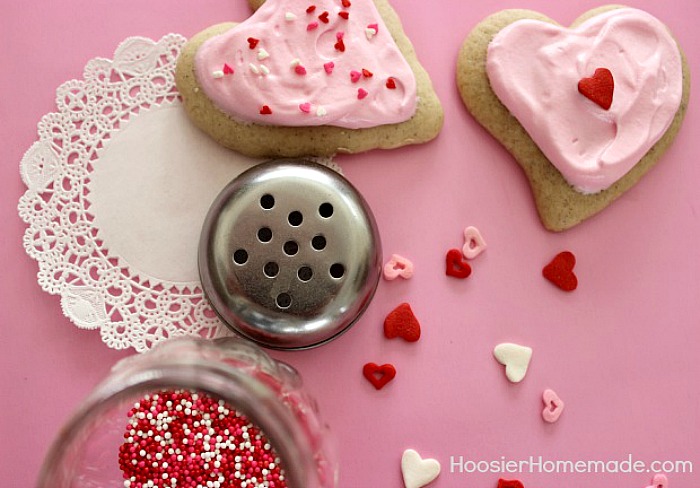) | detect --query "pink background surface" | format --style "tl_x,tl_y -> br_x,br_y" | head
1,0 -> 699,486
